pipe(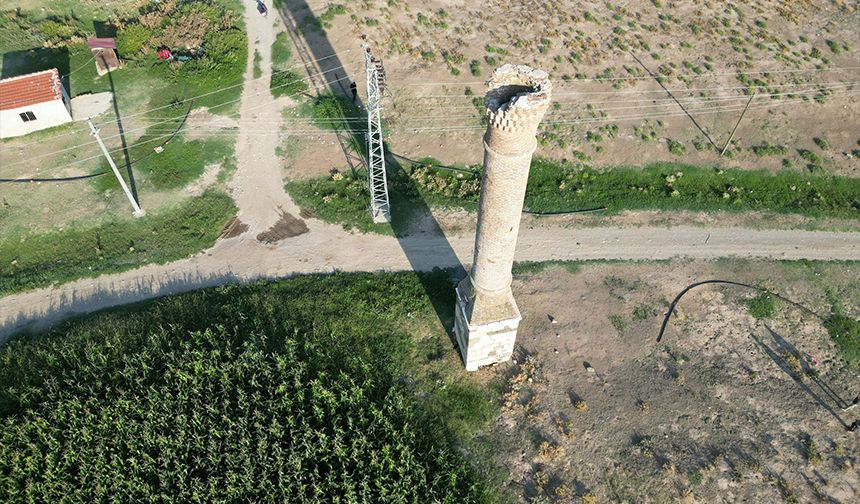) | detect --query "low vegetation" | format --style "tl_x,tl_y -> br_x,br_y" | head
0,272 -> 494,501
288,158 -> 860,232
269,31 -> 308,97
0,192 -> 236,295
